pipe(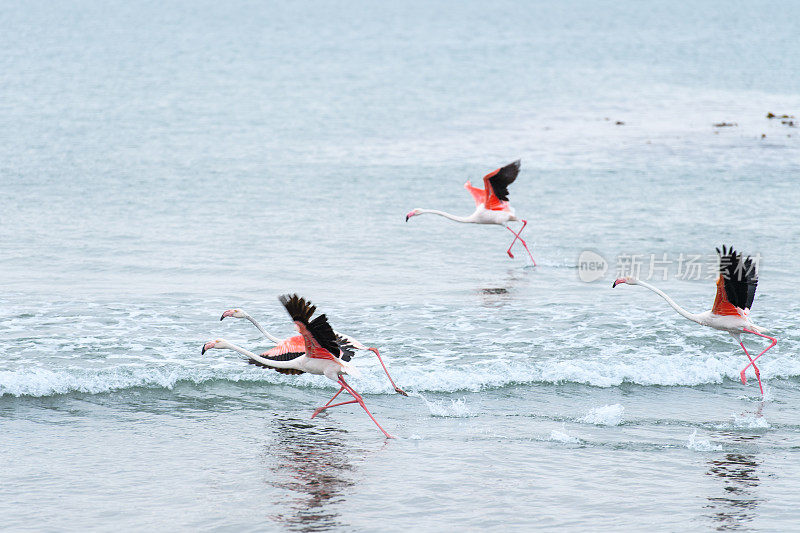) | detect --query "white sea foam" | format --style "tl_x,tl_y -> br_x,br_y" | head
549,429 -> 581,444
686,429 -> 722,451
577,404 -> 625,426
2,349 -> 799,398
732,413 -> 771,429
